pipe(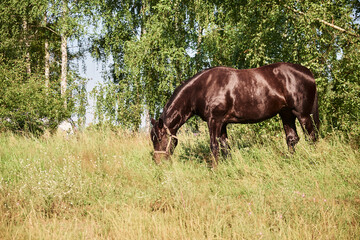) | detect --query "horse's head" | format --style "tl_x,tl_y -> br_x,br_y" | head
150,118 -> 178,164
